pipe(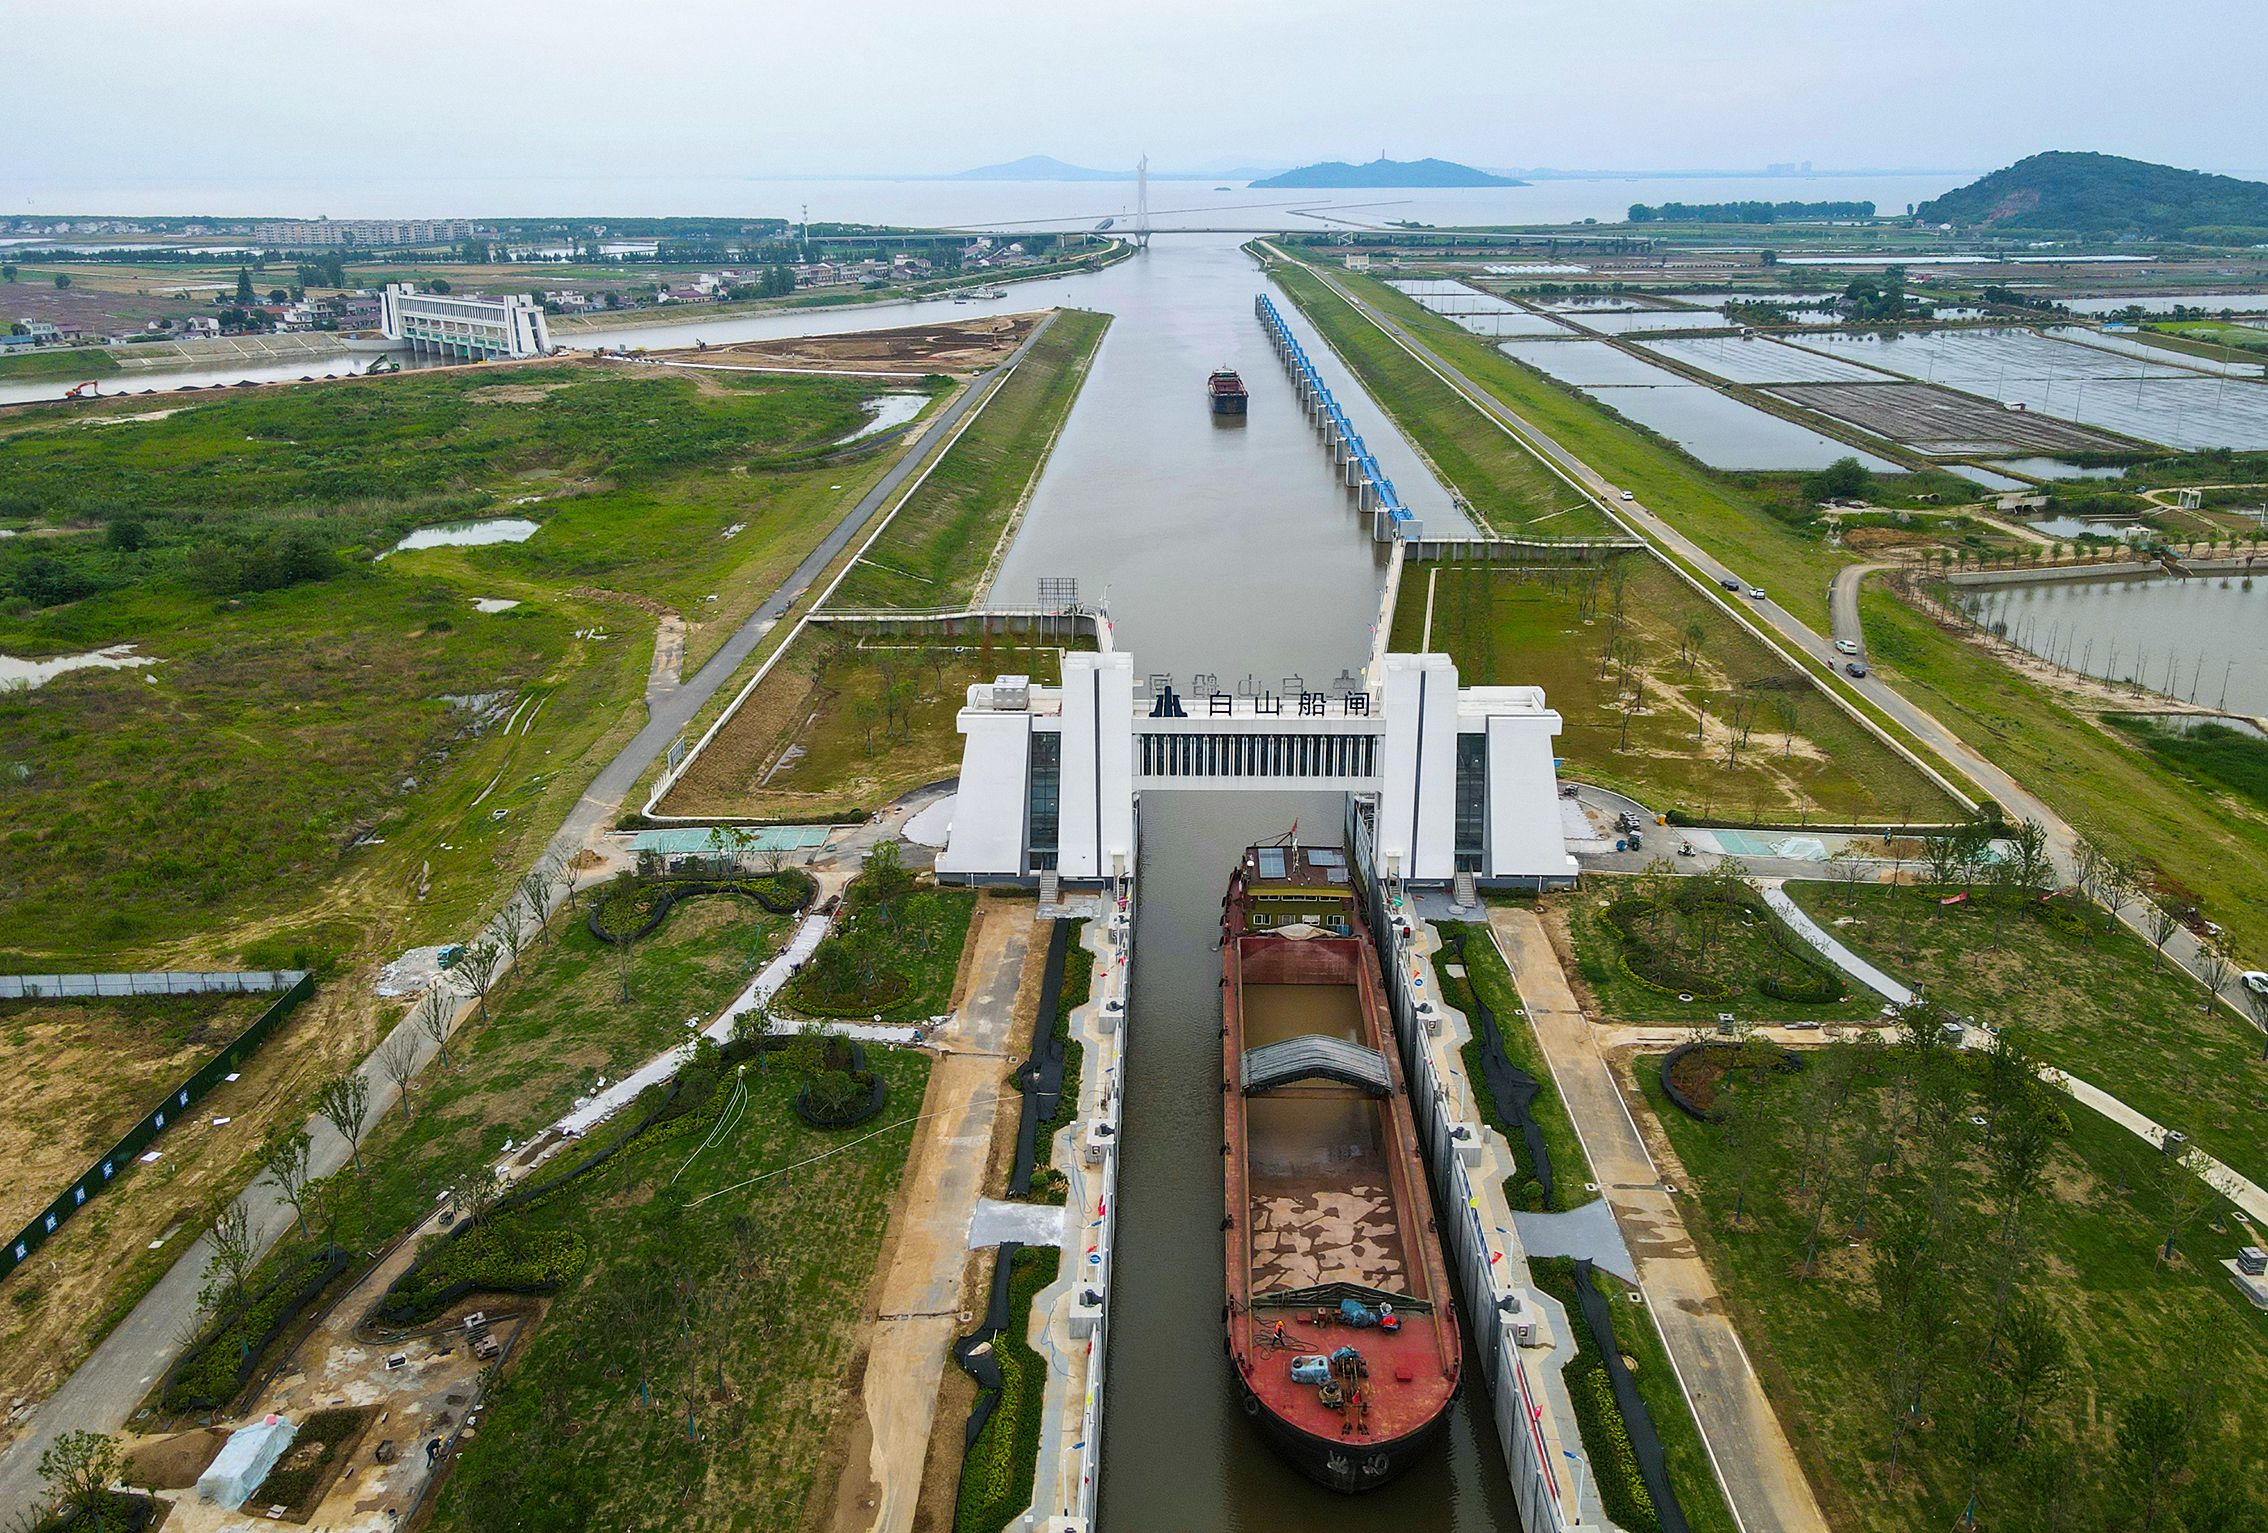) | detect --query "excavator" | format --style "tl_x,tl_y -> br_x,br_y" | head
63,380 -> 99,399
